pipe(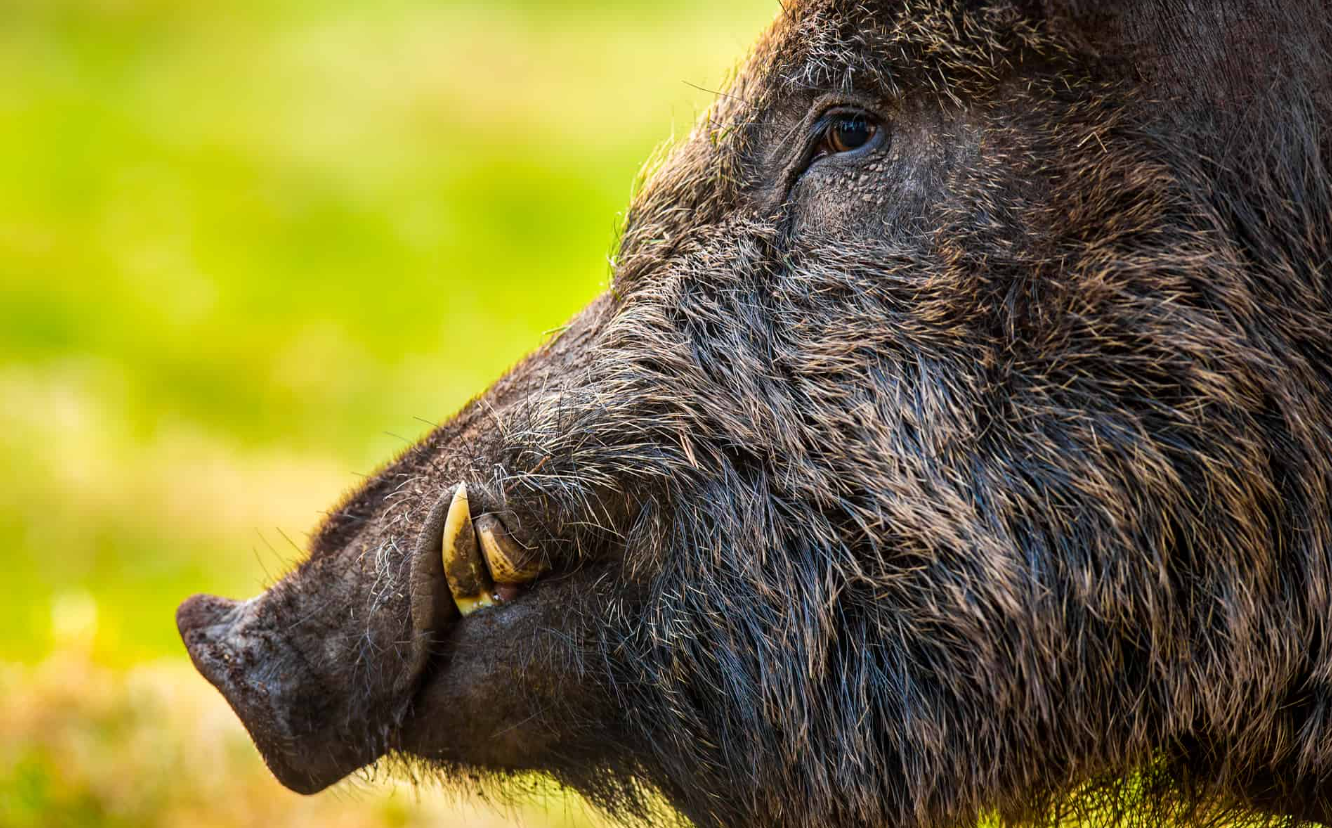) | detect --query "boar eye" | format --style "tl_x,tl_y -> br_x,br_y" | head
815,111 -> 882,159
